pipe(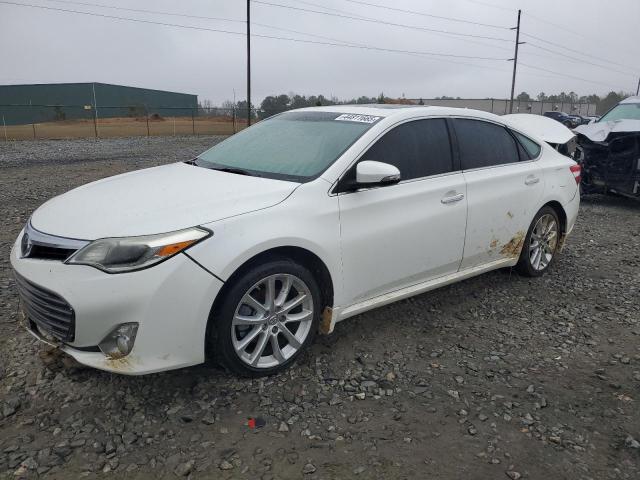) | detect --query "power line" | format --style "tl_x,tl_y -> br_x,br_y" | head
525,12 -> 638,63
39,0 -> 375,45
520,32 -> 636,71
36,0 -> 515,55
256,0 -> 533,62
459,0 -> 514,13
251,0 -> 513,42
341,0 -> 510,29
39,0 -> 511,58
296,0 -> 371,19
519,63 -> 626,91
3,0 -> 632,95
457,0 -> 638,71
524,42 -> 638,78
295,0 -> 515,54
43,0 -> 243,23
0,1 -> 510,61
